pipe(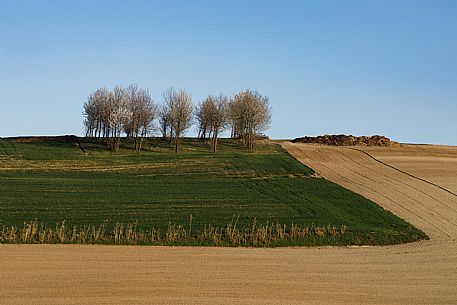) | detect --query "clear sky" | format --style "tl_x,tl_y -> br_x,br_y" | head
1,1 -> 456,144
